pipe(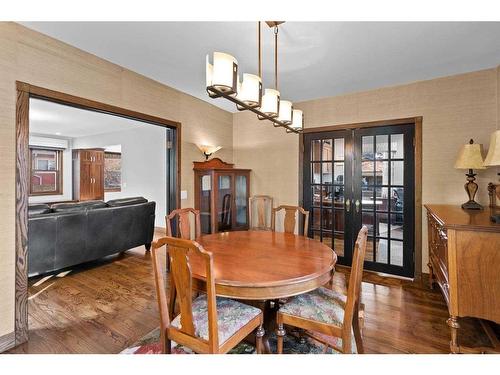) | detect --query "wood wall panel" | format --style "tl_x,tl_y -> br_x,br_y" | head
0,22 -> 233,343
